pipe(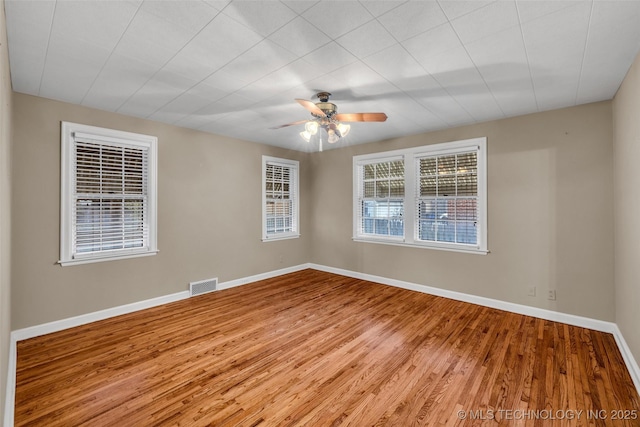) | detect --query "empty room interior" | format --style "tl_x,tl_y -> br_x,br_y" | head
1,0 -> 640,425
